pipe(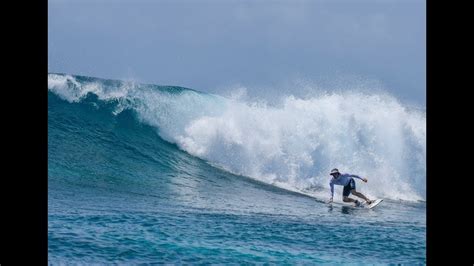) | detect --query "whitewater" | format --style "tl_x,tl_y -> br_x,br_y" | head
48,73 -> 426,264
